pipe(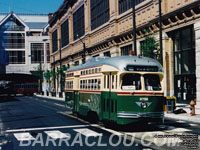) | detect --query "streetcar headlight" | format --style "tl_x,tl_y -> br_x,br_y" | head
141,102 -> 147,109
